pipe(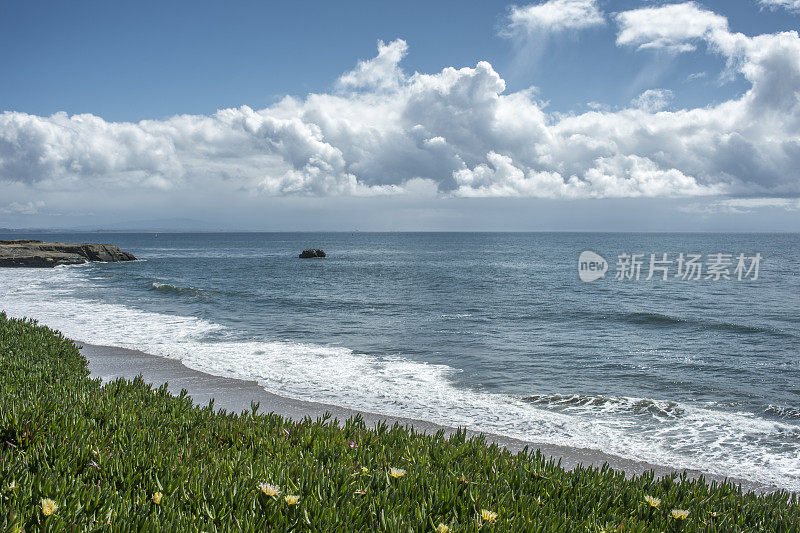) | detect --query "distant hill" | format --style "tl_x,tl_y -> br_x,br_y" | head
0,218 -> 227,233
